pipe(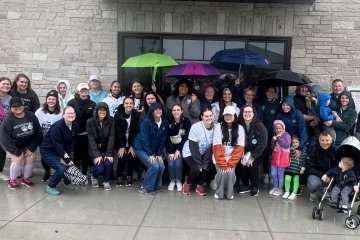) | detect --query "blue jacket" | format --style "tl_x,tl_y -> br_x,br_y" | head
276,96 -> 308,150
318,93 -> 336,121
40,118 -> 78,163
134,103 -> 168,156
